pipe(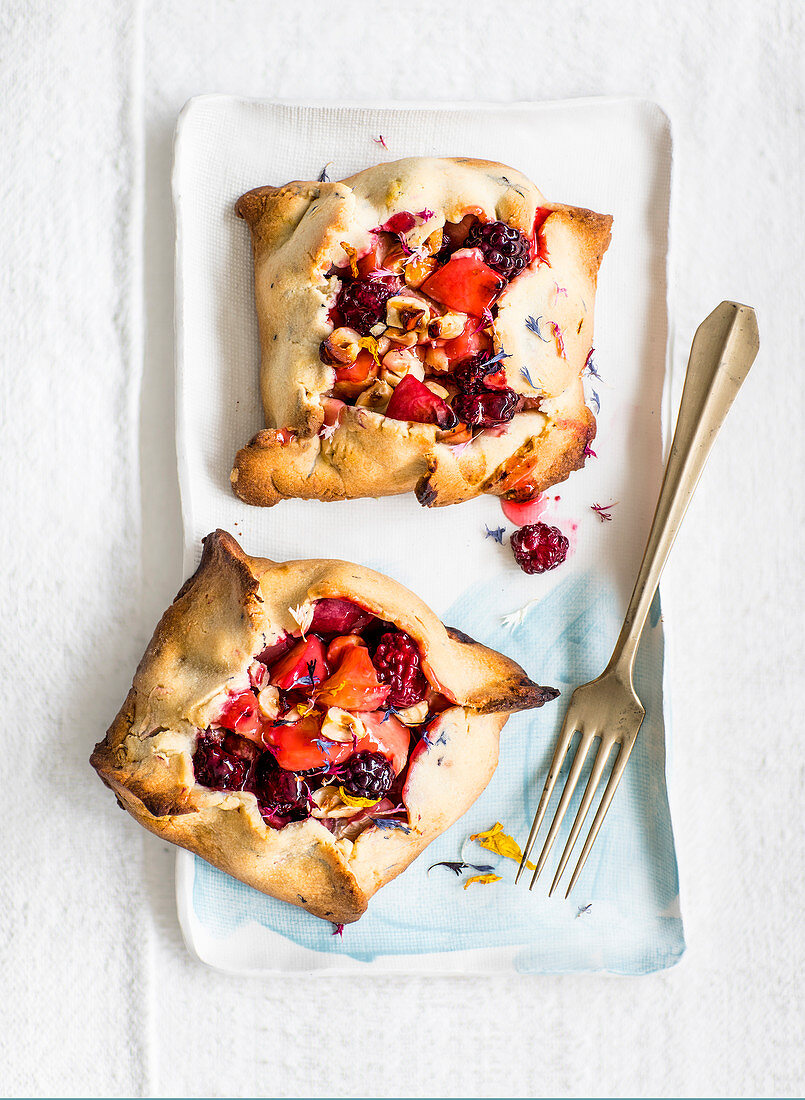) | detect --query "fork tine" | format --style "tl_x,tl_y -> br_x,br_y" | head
563,736 -> 638,897
547,738 -> 614,896
527,730 -> 595,888
515,710 -> 581,883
